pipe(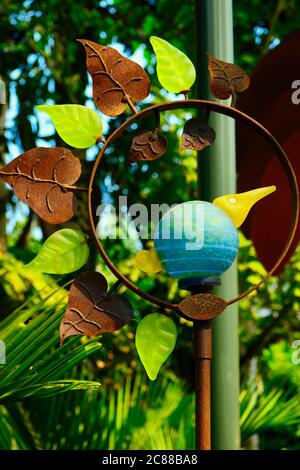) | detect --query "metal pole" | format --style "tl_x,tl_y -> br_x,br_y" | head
194,0 -> 241,450
193,320 -> 212,450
